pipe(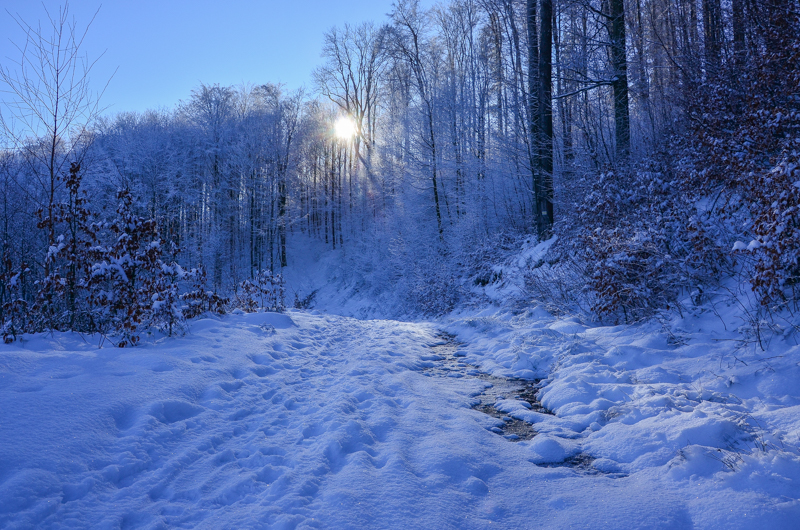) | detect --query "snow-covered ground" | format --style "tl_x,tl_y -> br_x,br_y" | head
2,304 -> 799,528
2,239 -> 800,528
446,304 -> 800,527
